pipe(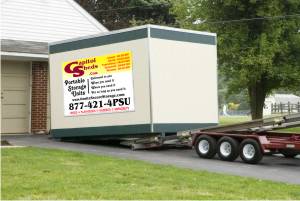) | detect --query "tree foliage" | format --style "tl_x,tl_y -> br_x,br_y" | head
76,0 -> 175,30
173,0 -> 300,119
